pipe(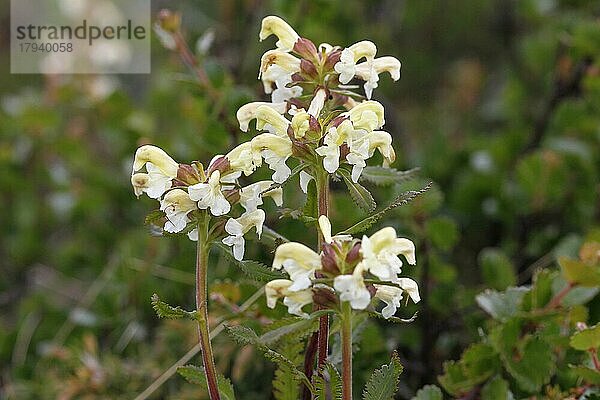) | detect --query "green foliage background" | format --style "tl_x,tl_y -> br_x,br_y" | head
1,0 -> 599,399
